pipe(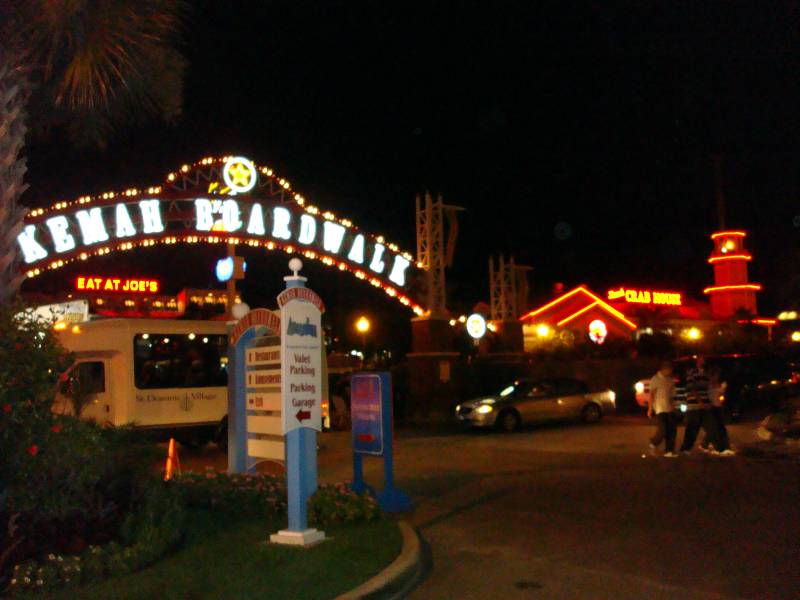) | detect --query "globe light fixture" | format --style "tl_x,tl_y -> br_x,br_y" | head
355,316 -> 370,334
466,313 -> 487,339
